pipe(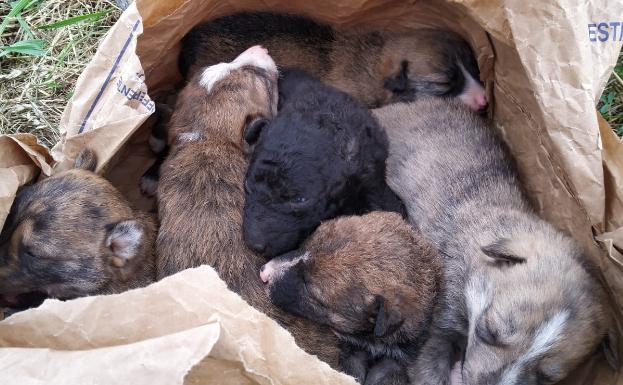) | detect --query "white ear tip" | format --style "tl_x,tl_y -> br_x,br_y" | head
244,45 -> 268,55
107,220 -> 143,259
